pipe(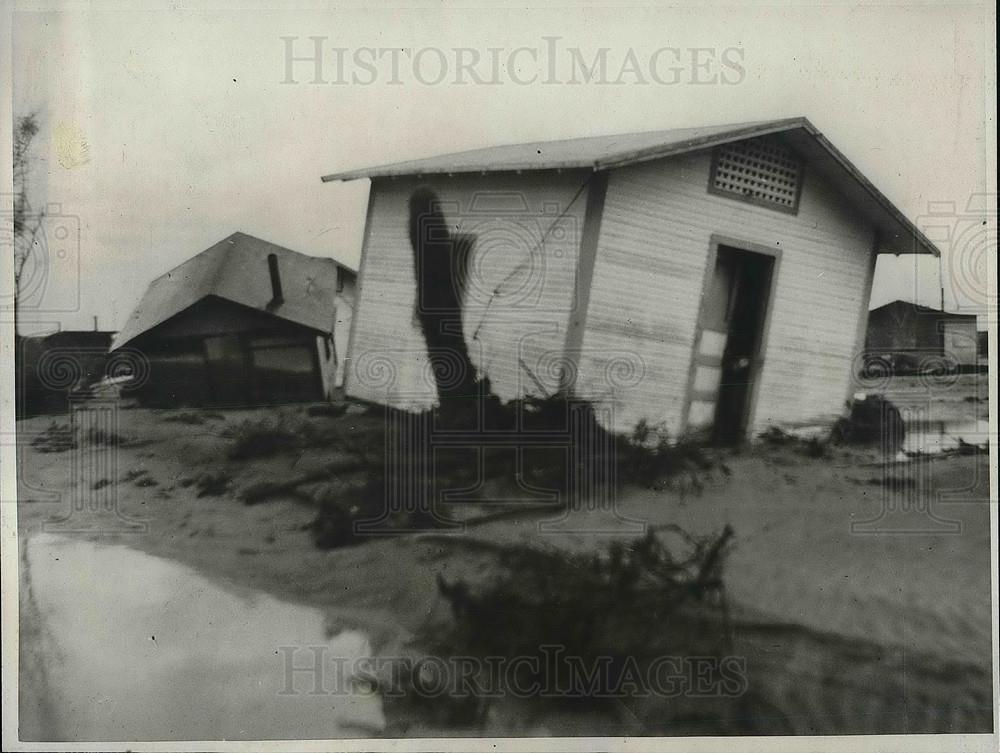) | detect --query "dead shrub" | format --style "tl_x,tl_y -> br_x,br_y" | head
432,526 -> 734,657
758,427 -> 828,458
831,394 -> 904,448
306,395 -> 719,549
31,422 -> 77,453
162,411 -> 207,425
445,392 -> 715,494
86,427 -> 129,446
195,471 -> 232,497
617,419 -> 714,489
240,479 -> 292,505
399,526 -> 735,724
225,418 -> 298,460
310,476 -> 436,549
306,403 -> 348,418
